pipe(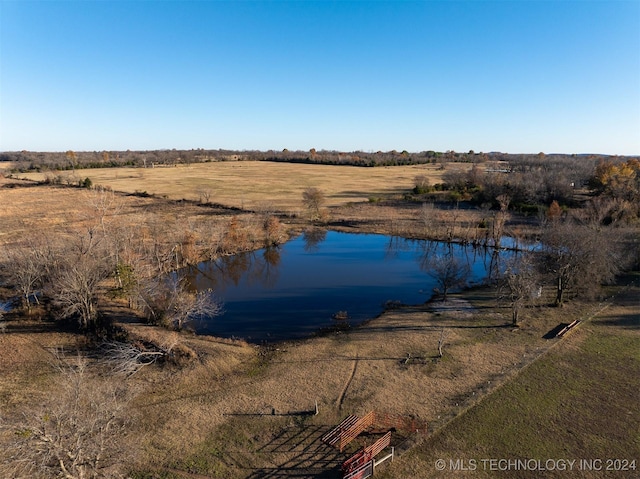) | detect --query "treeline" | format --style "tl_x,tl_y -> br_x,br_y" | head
2,148 -> 633,172
408,156 -> 640,221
